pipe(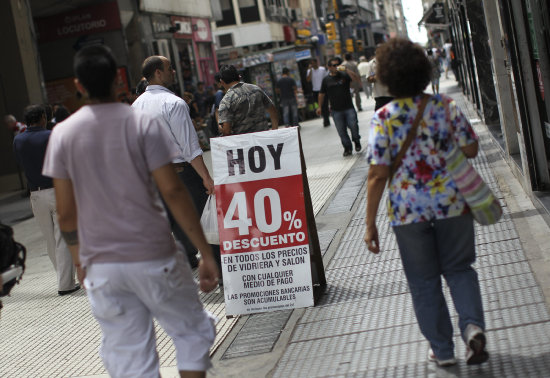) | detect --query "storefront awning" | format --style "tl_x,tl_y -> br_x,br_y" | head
419,2 -> 448,28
